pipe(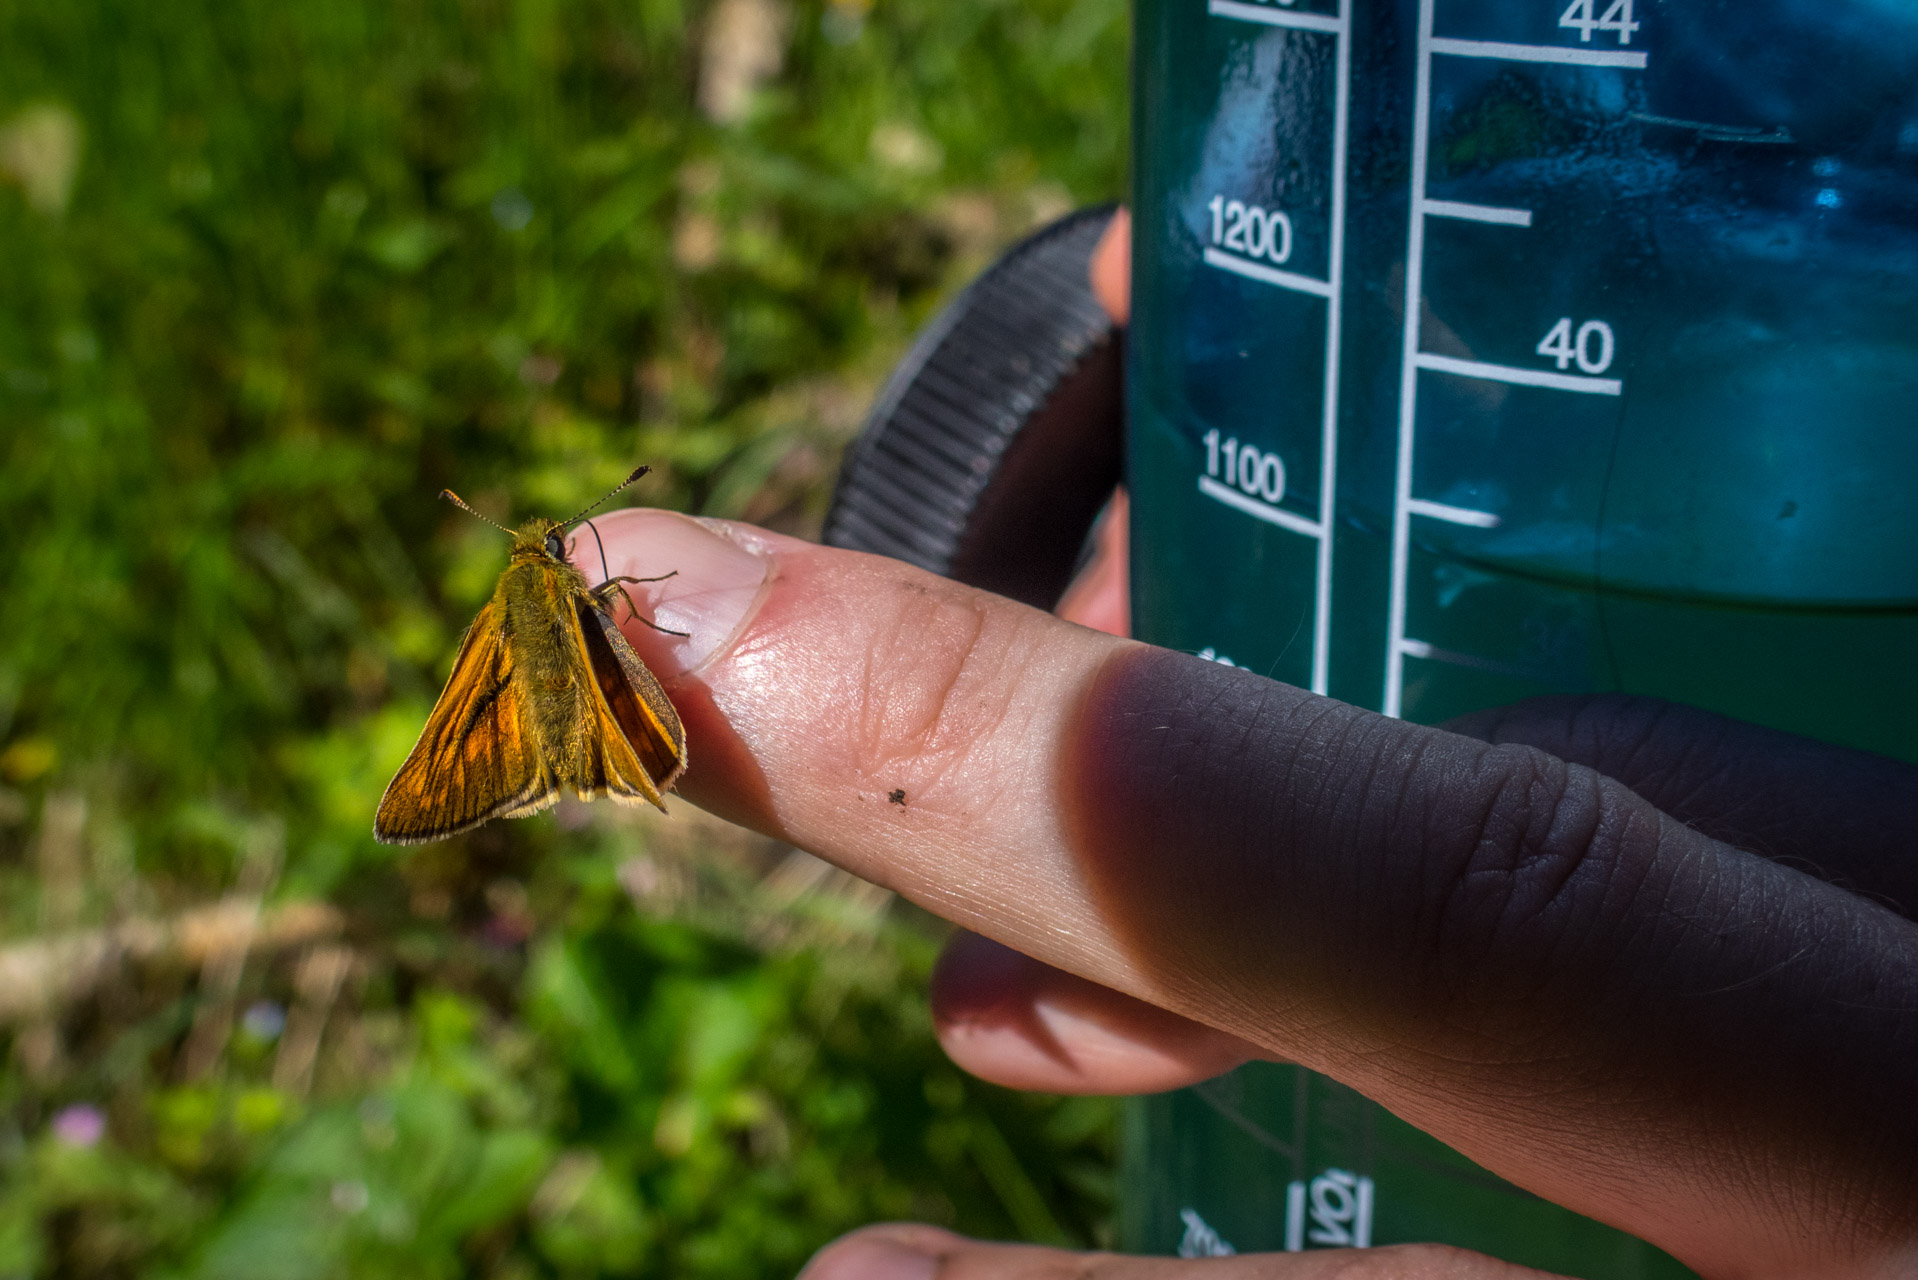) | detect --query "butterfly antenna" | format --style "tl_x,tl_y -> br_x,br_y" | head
440,489 -> 513,536
562,464 -> 652,528
580,517 -> 612,584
